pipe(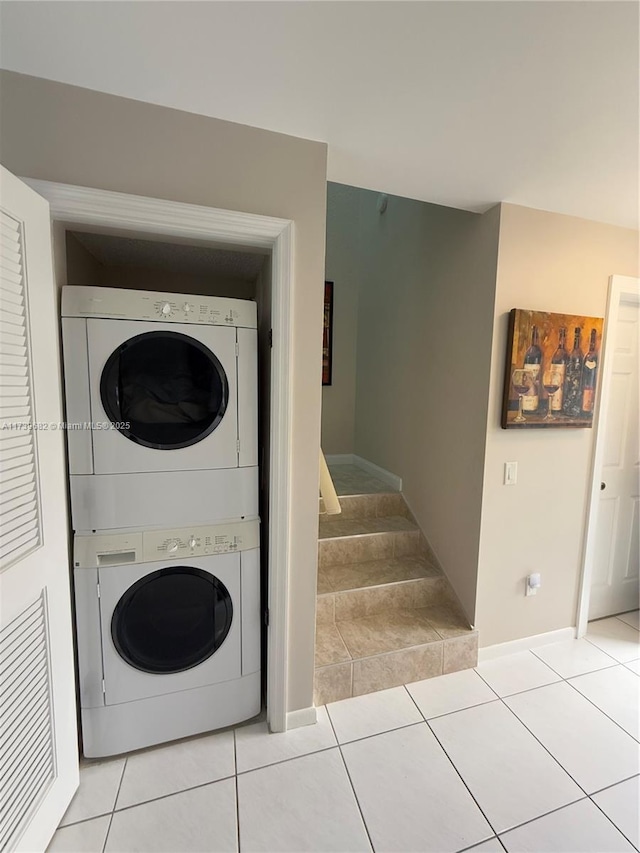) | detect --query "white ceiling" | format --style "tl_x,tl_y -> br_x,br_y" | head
1,1 -> 638,229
